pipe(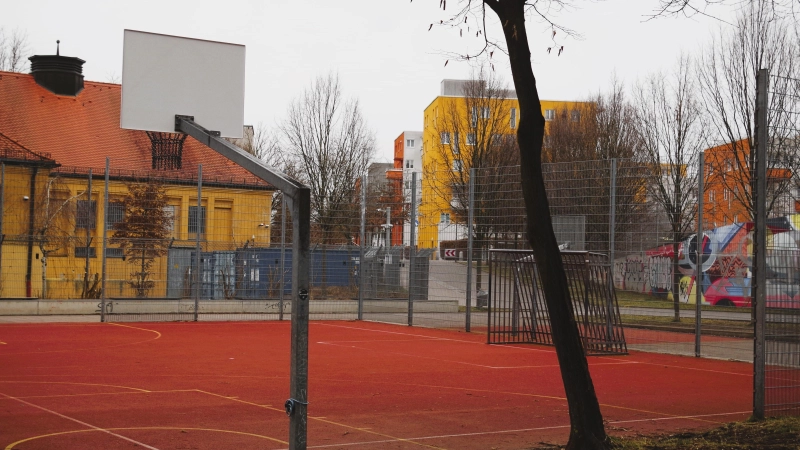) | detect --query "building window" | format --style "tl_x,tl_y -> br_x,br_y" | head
734,214 -> 739,223
440,212 -> 451,224
440,132 -> 450,145
466,133 -> 476,146
708,163 -> 714,175
709,190 -> 715,203
726,160 -> 732,172
106,201 -> 124,229
471,107 -> 478,127
76,200 -> 97,230
510,107 -> 517,129
453,160 -> 463,172
163,205 -> 176,236
723,188 -> 729,200
452,132 -> 460,155
188,205 -> 206,235
406,160 -> 414,169
481,107 -> 490,118
75,246 -> 97,258
571,110 -> 581,122
545,109 -> 555,121
406,139 -> 415,147
105,248 -> 124,259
